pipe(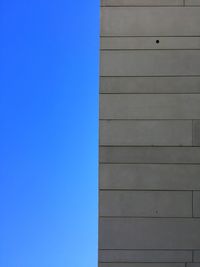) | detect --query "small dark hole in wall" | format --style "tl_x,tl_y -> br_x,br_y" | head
156,40 -> 160,44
